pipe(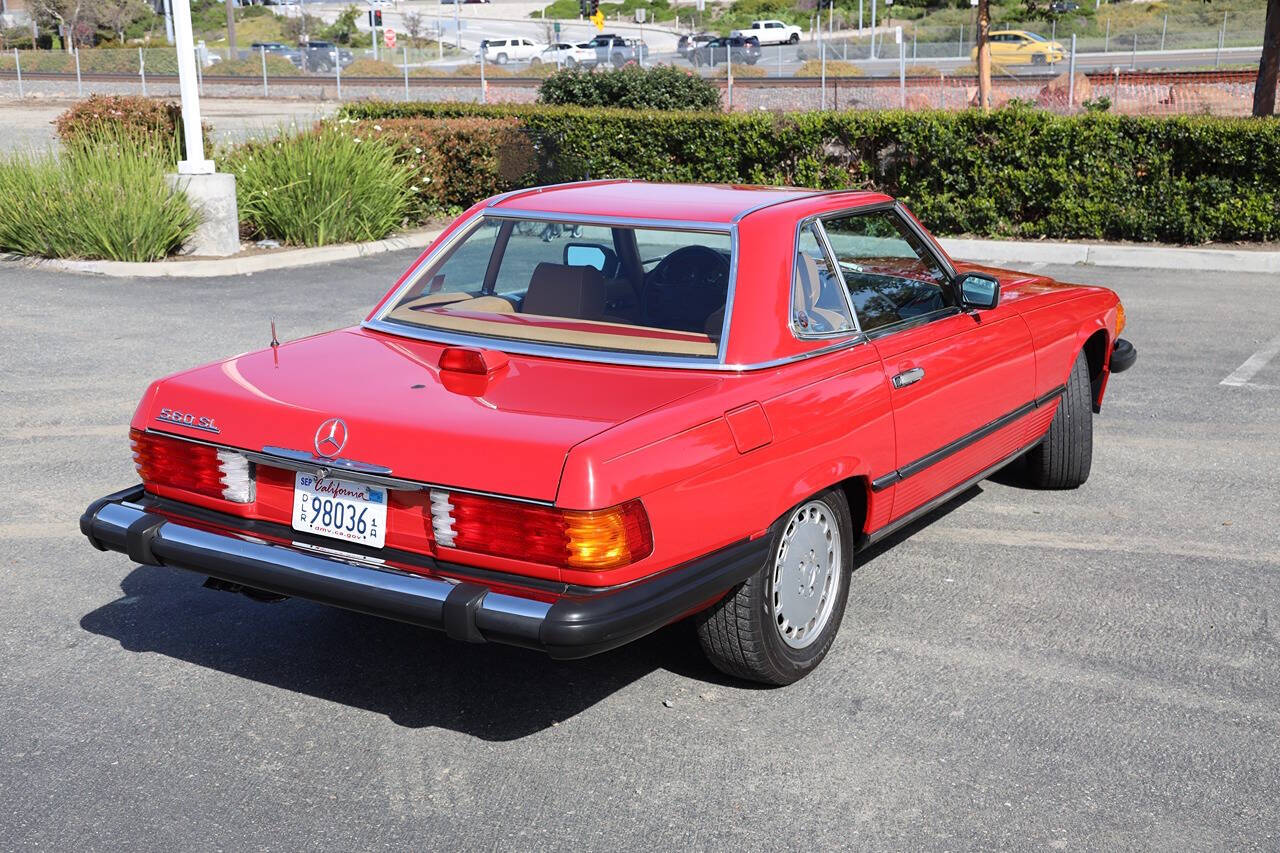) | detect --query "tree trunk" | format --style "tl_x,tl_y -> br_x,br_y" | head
977,0 -> 991,111
1255,0 -> 1280,117
226,0 -> 237,59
